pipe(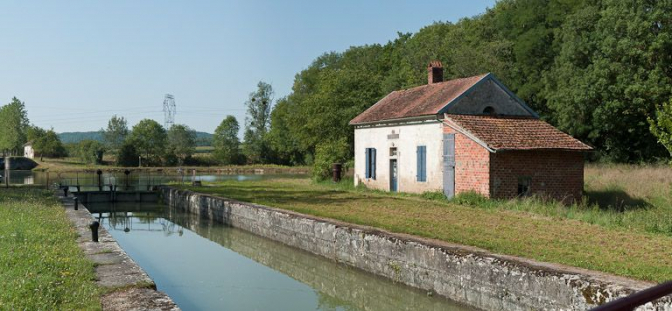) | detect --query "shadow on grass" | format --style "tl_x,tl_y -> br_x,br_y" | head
585,190 -> 651,212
